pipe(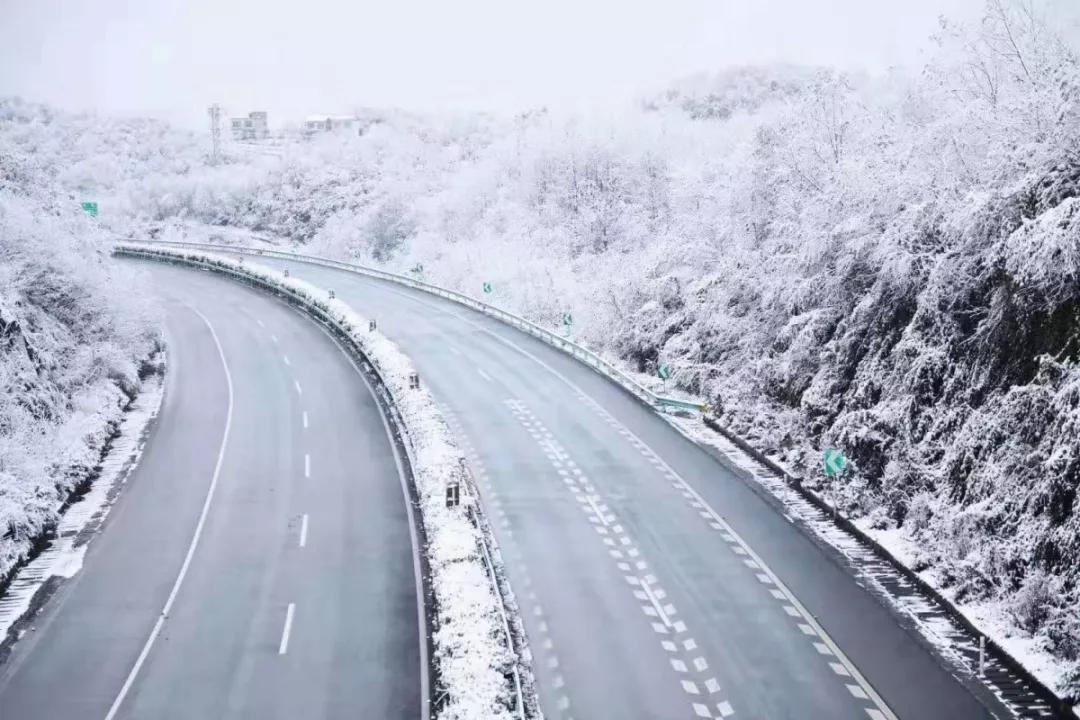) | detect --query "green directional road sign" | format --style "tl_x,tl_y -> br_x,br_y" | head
80,201 -> 98,217
823,448 -> 847,476
657,363 -> 673,380
482,282 -> 493,294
